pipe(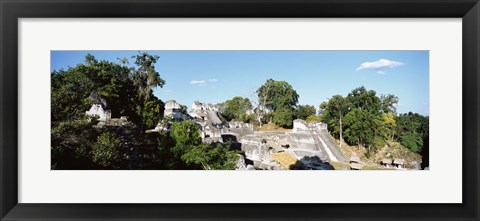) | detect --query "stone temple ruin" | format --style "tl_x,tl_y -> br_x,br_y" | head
84,95 -> 421,170
164,100 -> 190,120
189,101 -> 254,143
84,96 -> 418,170
151,99 -> 348,170
85,92 -> 111,122
84,92 -> 129,126
239,119 -> 346,170
86,104 -> 111,122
